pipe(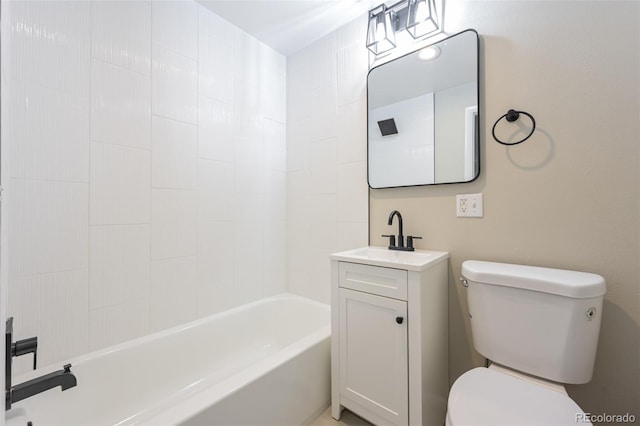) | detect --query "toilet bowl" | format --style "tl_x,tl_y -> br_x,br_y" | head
446,260 -> 606,426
